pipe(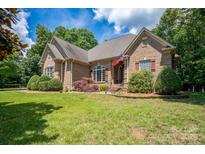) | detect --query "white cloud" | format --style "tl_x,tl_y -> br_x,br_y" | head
93,8 -> 165,34
129,27 -> 137,34
12,10 -> 34,48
